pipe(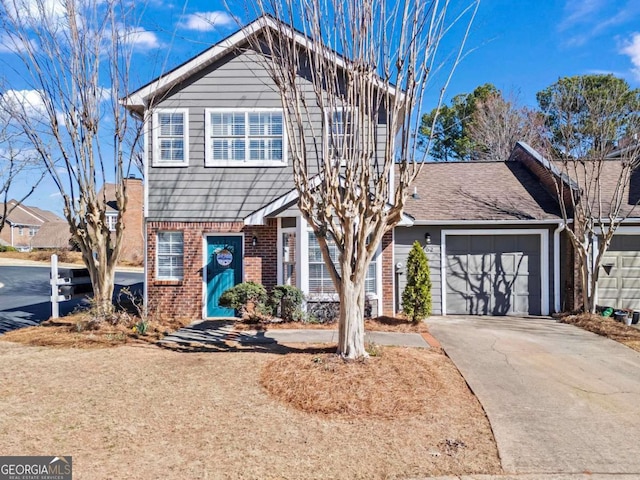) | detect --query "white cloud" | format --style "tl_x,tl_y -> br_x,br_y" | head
5,0 -> 67,26
1,89 -> 48,119
559,0 -> 604,31
621,32 -> 640,81
118,25 -> 160,50
178,11 -> 235,32
0,33 -> 37,54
